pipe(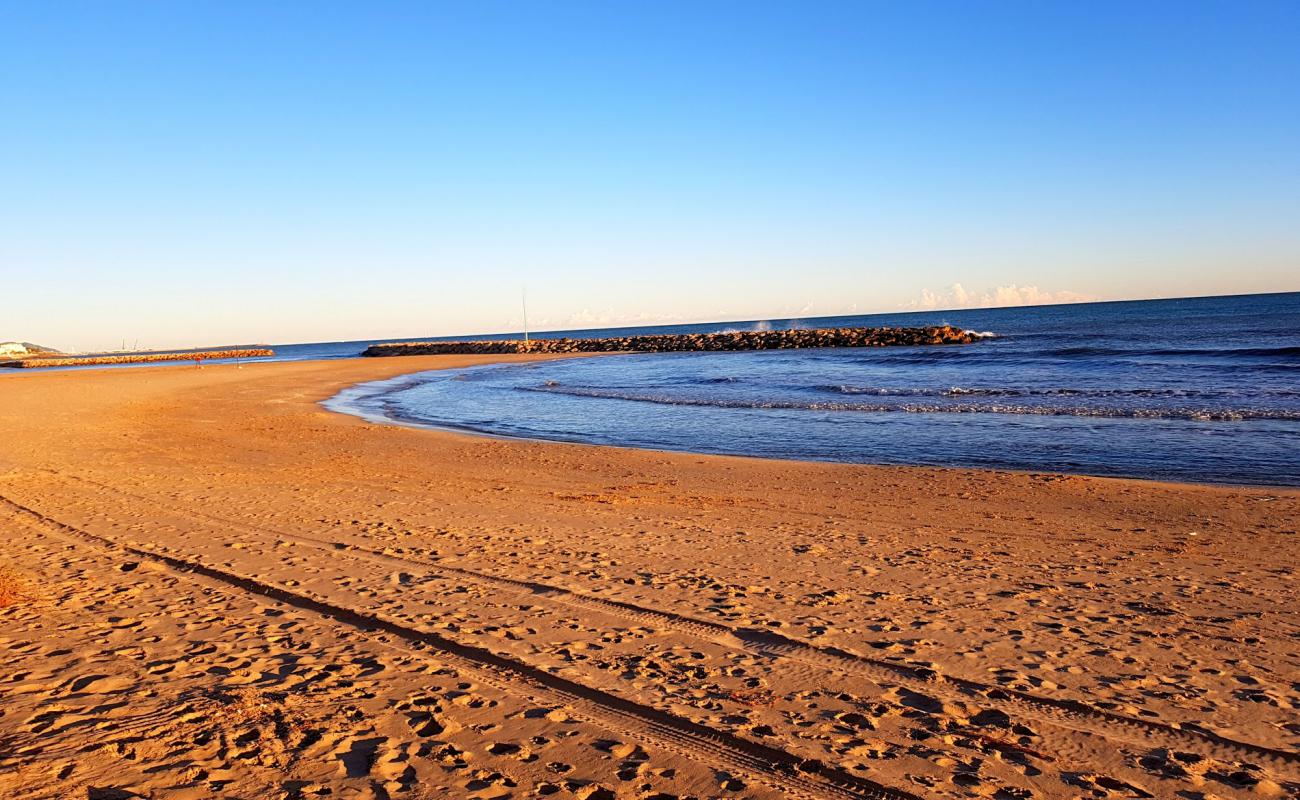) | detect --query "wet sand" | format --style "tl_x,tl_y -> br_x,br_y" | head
0,356 -> 1297,800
